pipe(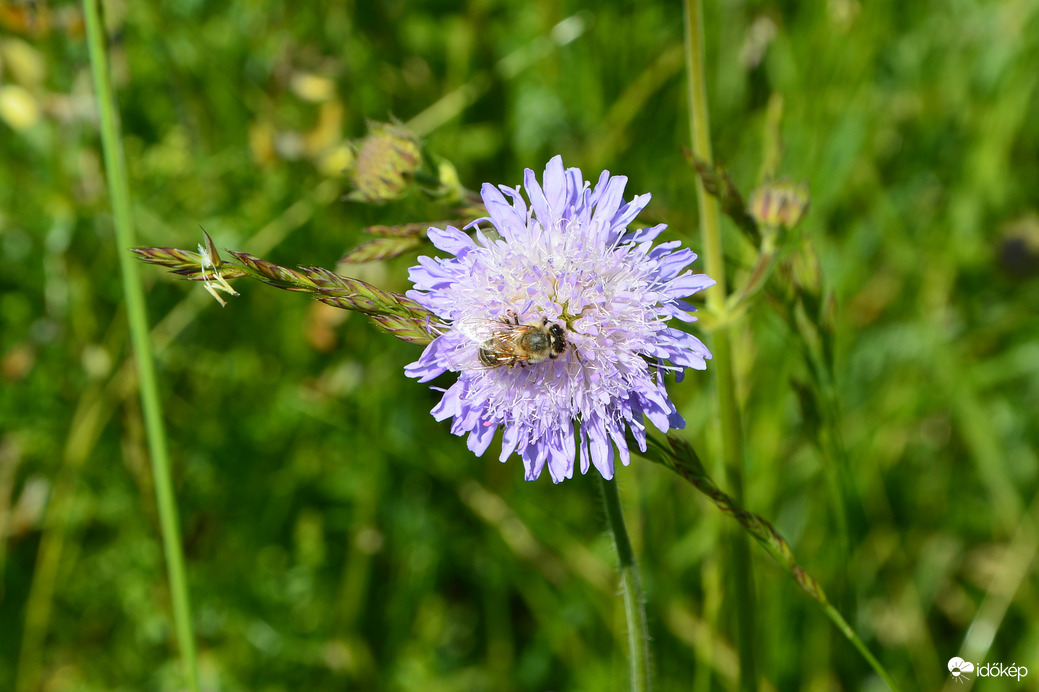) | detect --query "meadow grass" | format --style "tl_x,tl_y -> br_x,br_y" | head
1,2 -> 1038,691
